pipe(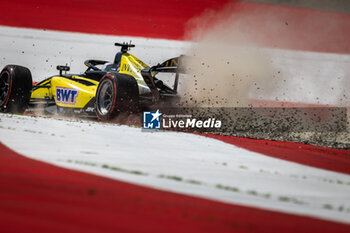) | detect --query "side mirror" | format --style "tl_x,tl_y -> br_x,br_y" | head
115,42 -> 135,53
57,65 -> 70,76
